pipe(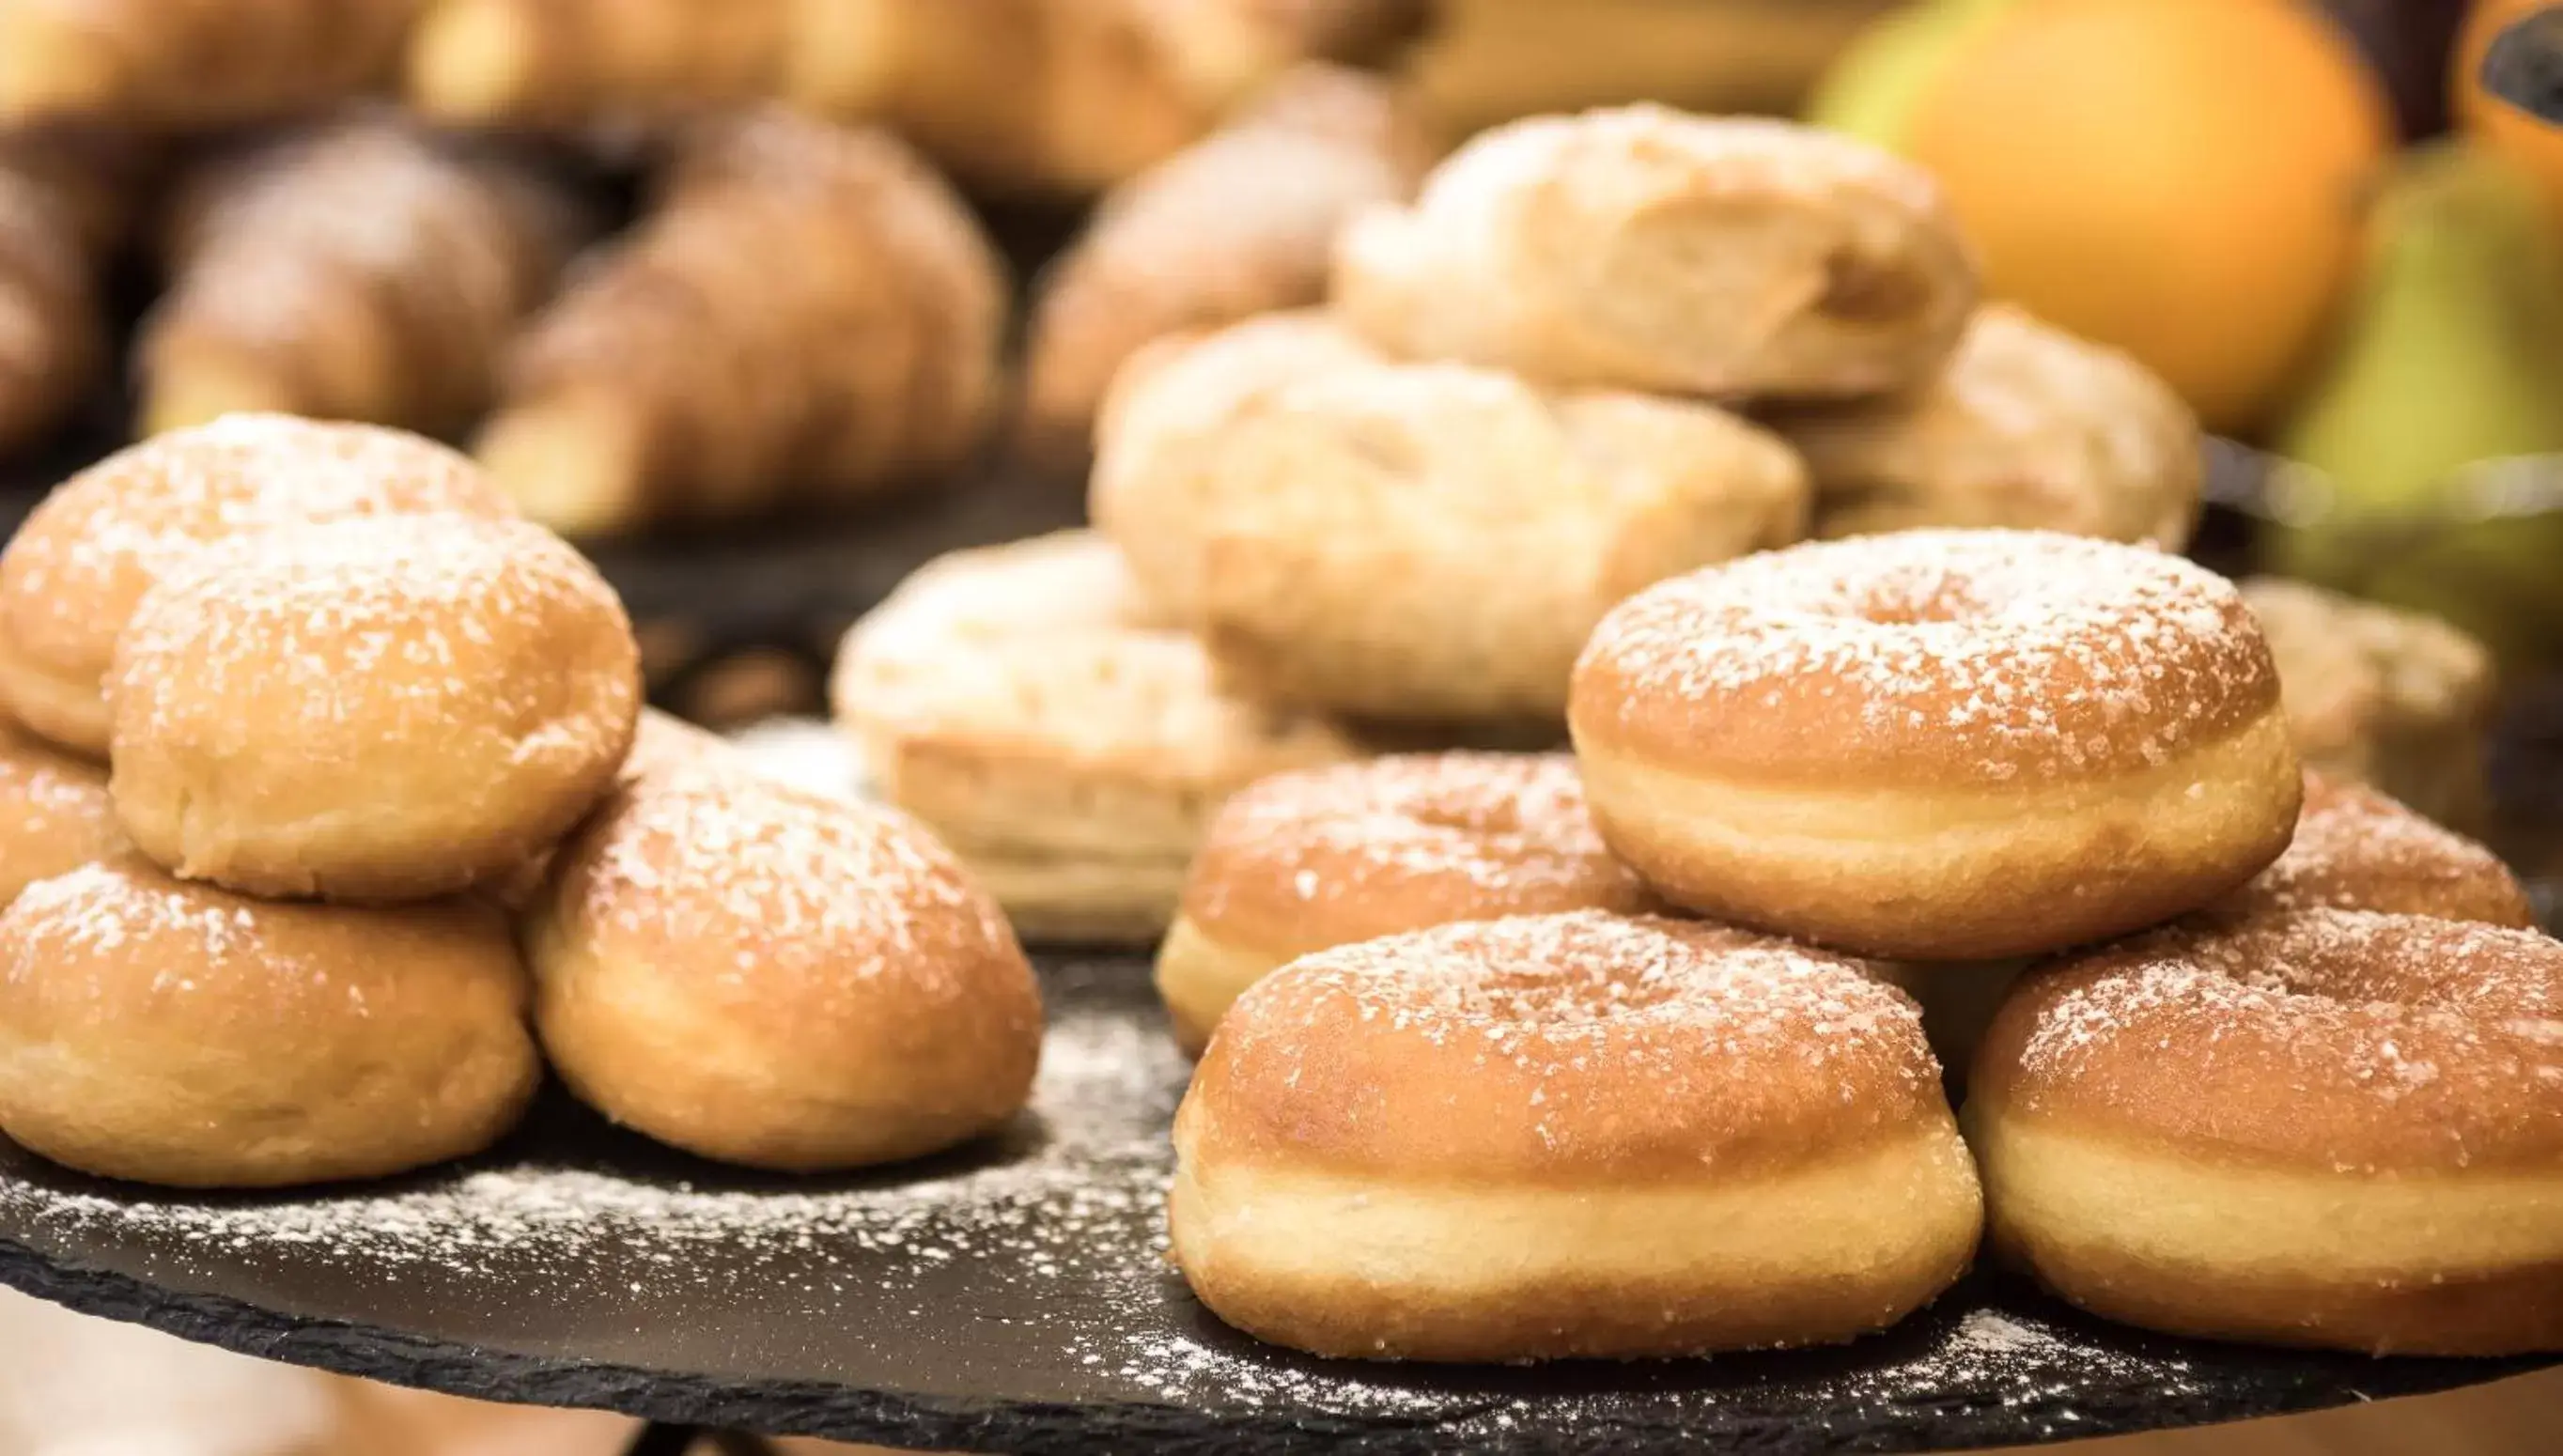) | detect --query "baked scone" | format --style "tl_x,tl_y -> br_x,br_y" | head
0,854 -> 539,1188
1769,304 -> 2204,550
1095,318 -> 1810,722
831,531 -> 1364,942
1020,63 -> 1436,454
2241,577 -> 2498,830
527,760 -> 1044,1170
1156,751 -> 1652,1052
108,514 -> 641,902
1332,105 -> 1977,398
0,717 -> 124,906
0,415 -> 518,758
